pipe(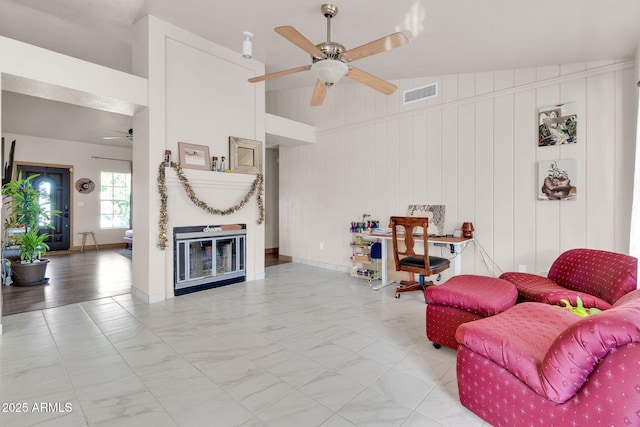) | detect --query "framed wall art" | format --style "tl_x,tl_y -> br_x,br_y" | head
538,102 -> 577,146
178,142 -> 211,171
407,204 -> 446,236
538,159 -> 577,200
229,136 -> 262,175
75,178 -> 95,194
